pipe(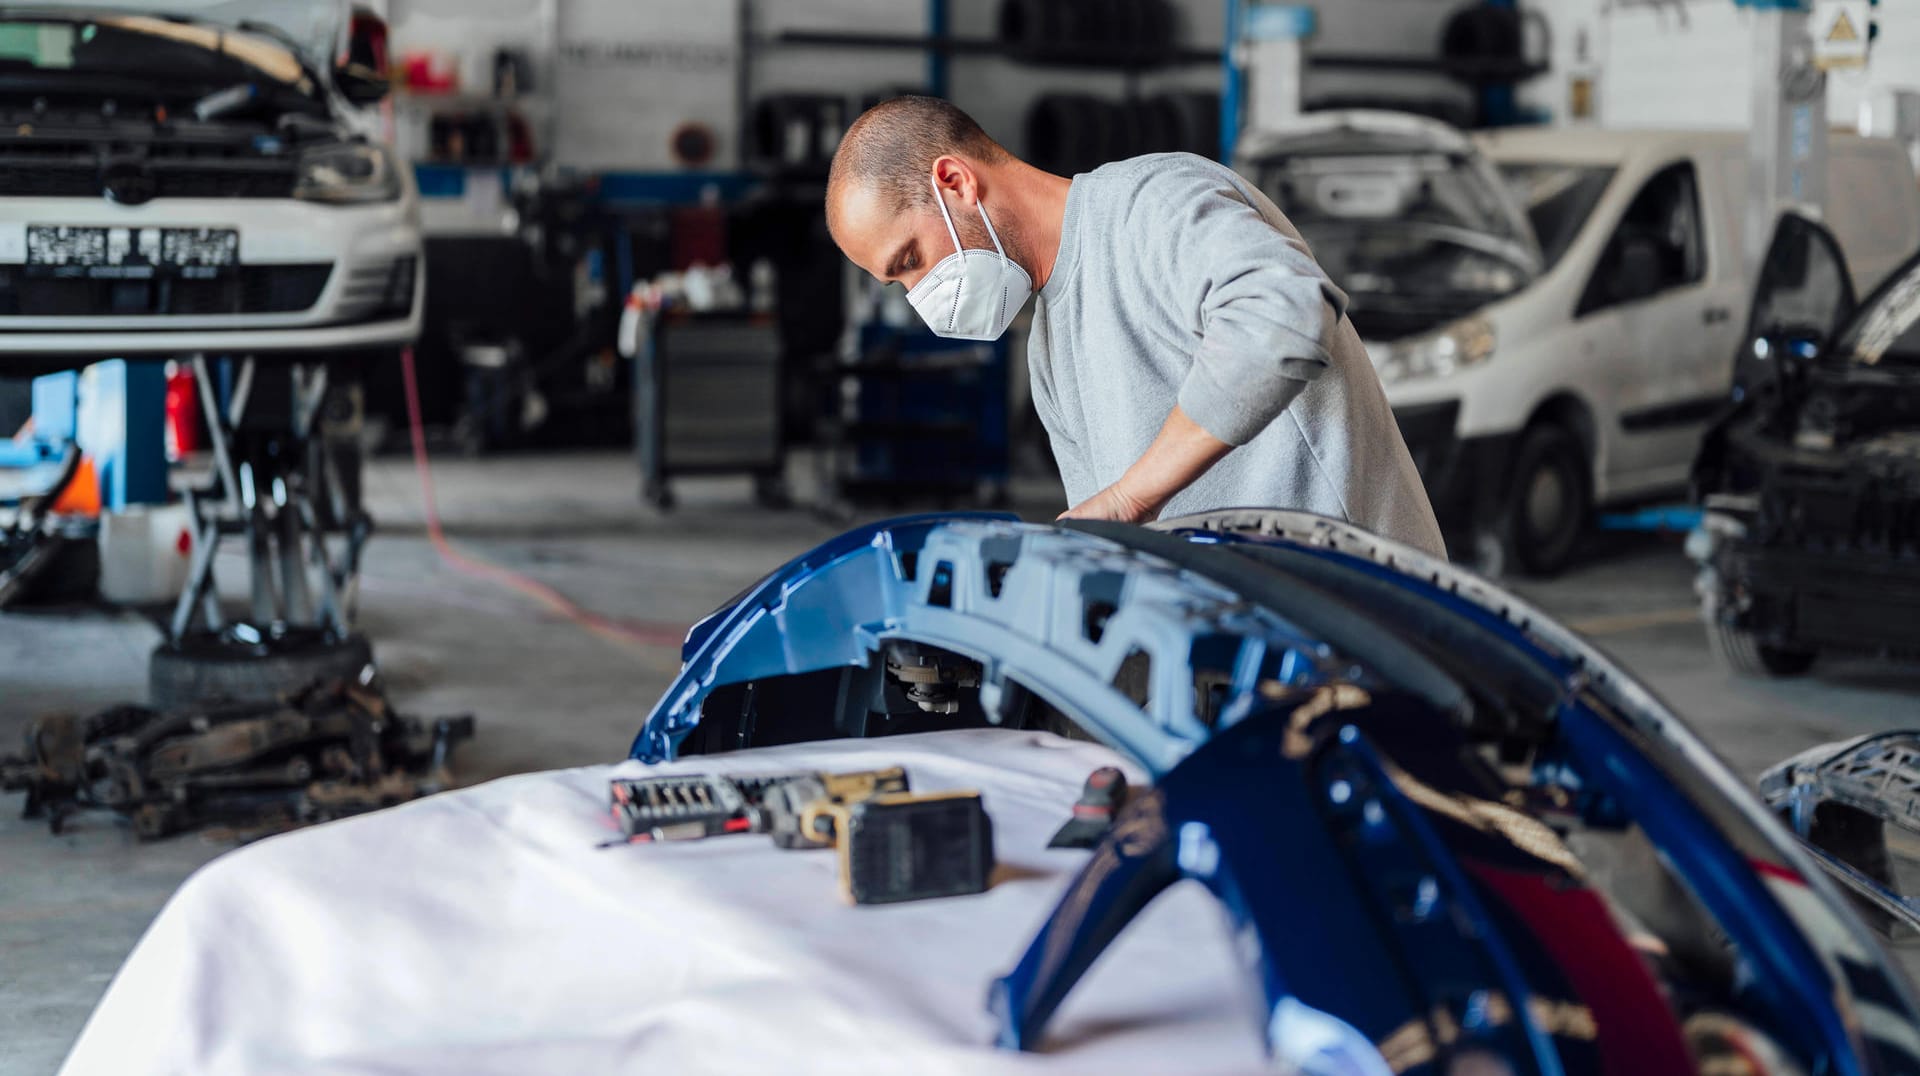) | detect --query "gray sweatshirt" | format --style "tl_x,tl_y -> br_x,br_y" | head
1029,152 -> 1447,559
